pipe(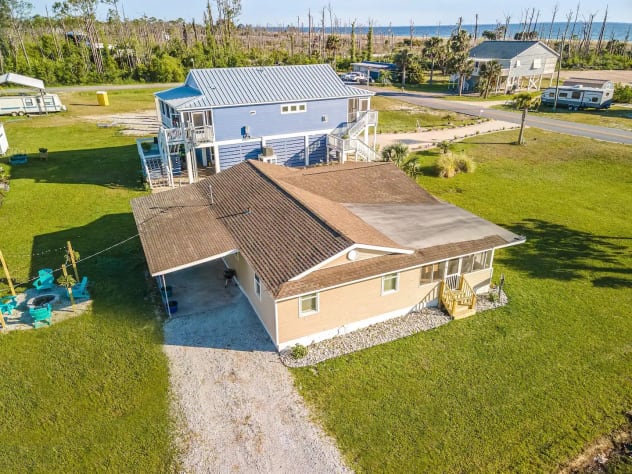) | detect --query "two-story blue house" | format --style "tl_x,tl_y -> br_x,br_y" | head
137,64 -> 379,189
